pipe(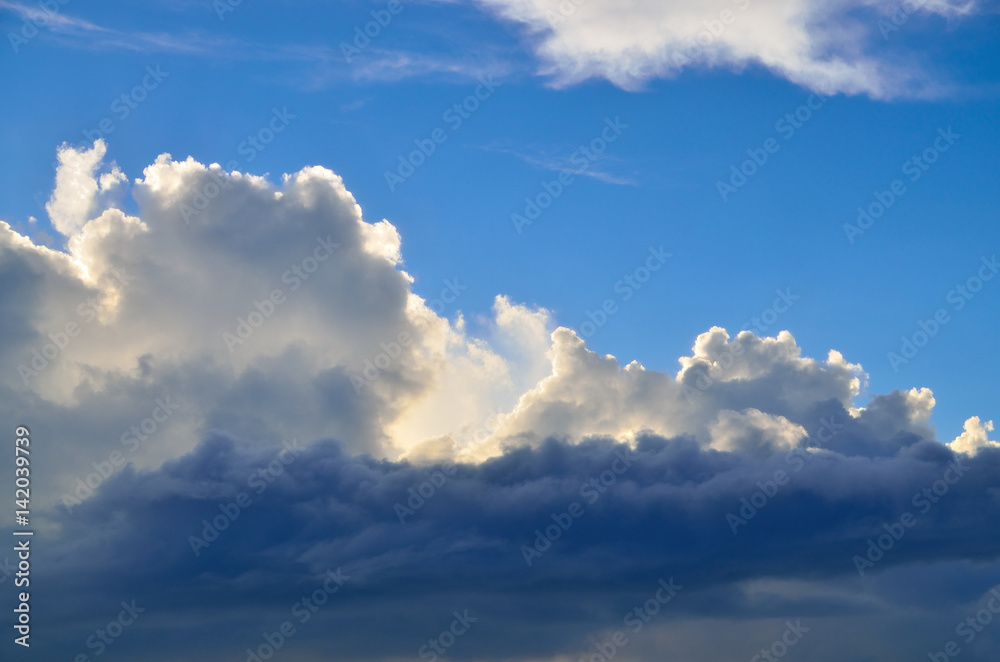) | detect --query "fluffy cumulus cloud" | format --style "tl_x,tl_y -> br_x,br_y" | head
3,141 -> 554,484
473,0 -> 984,96
2,142 -> 999,661
950,415 -> 999,454
45,139 -> 127,236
